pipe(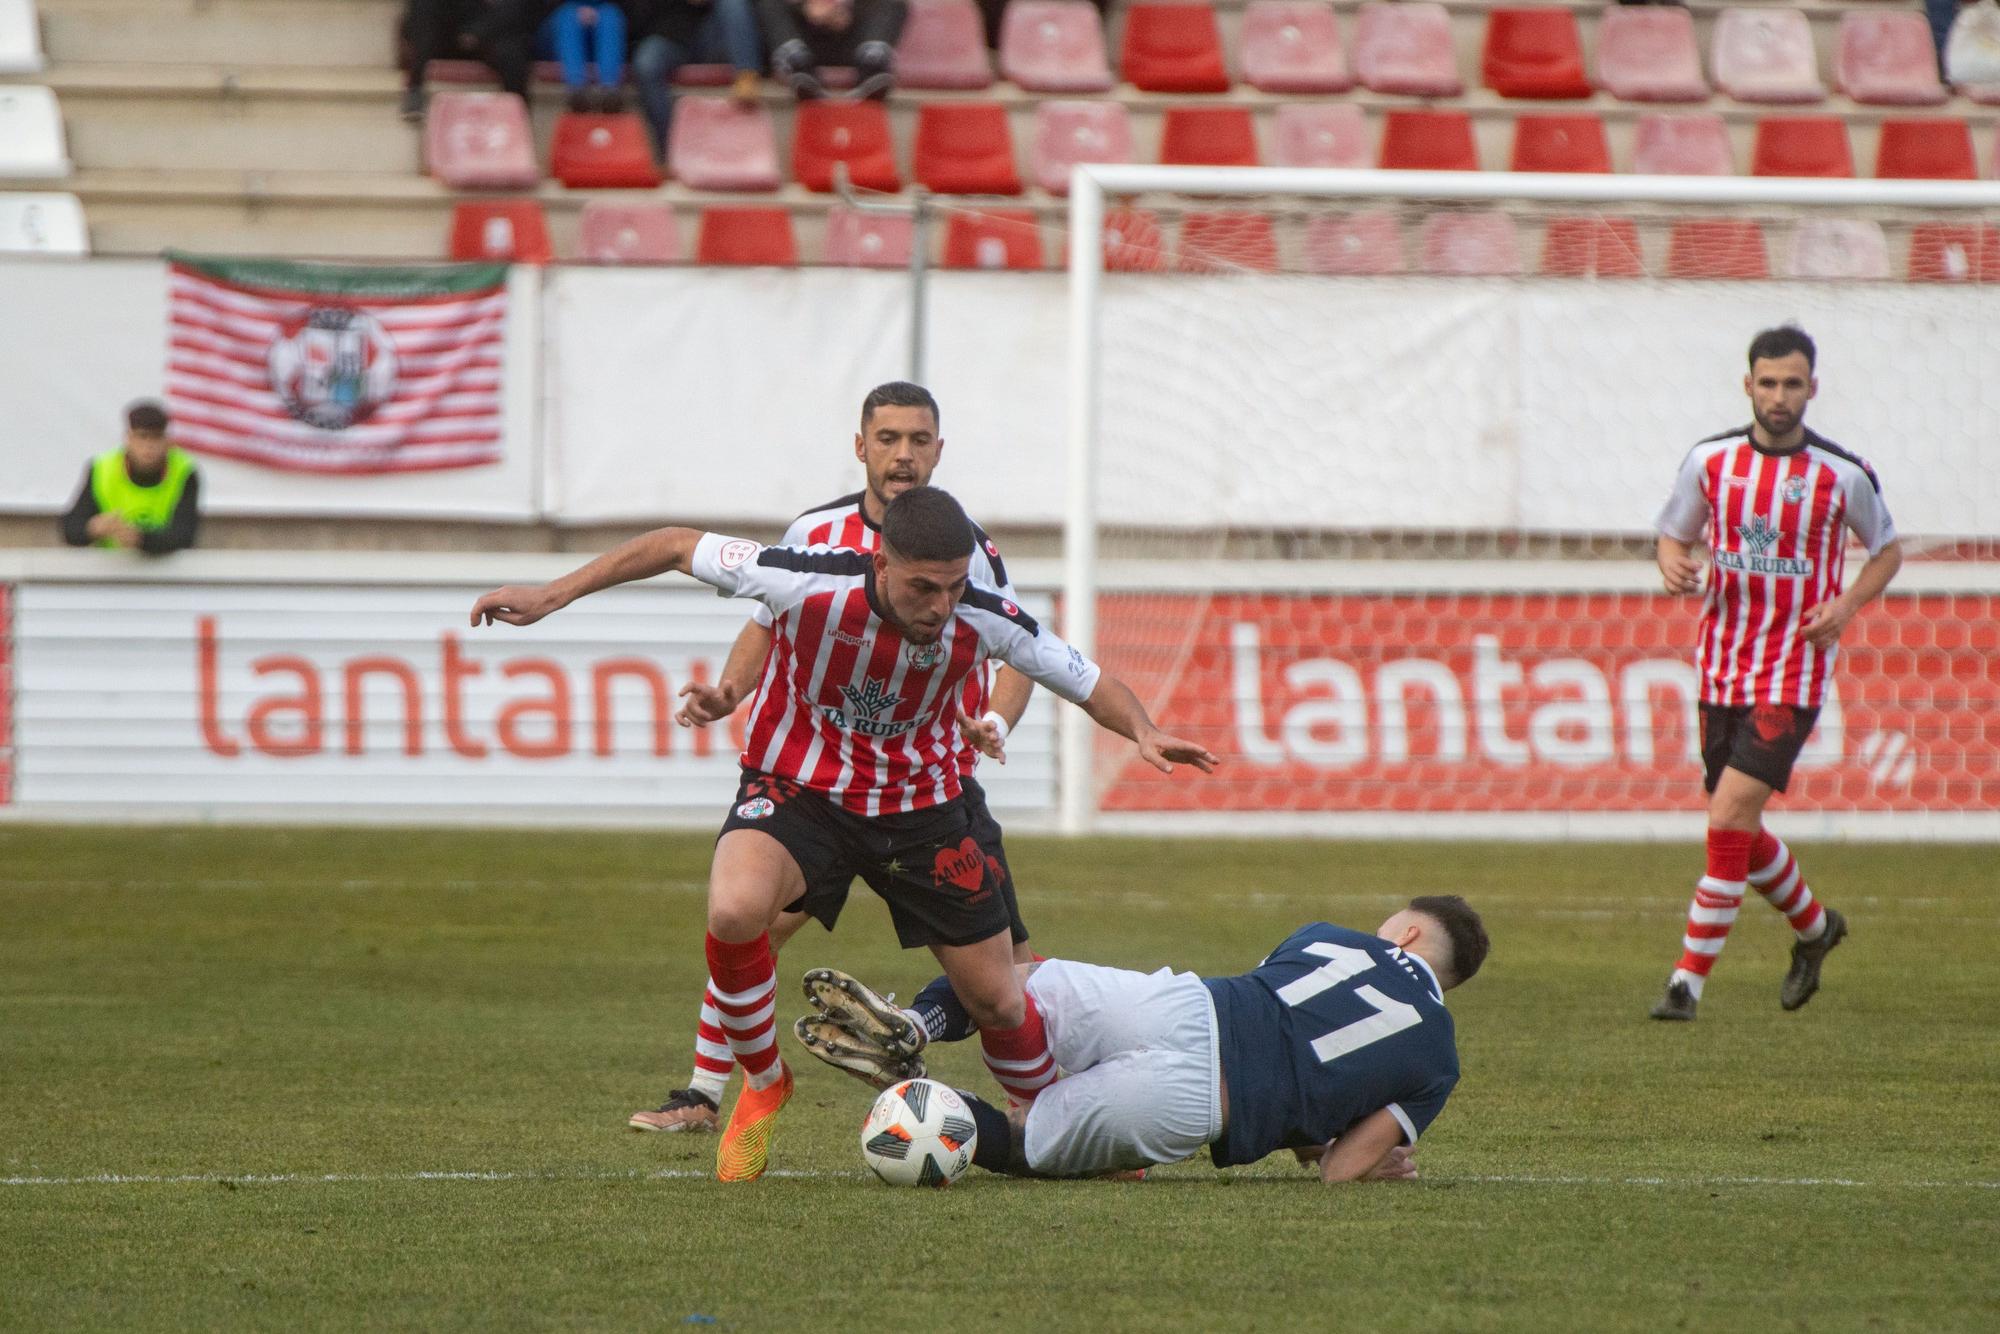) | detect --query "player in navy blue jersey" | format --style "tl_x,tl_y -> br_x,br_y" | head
796,895 -> 1487,1182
